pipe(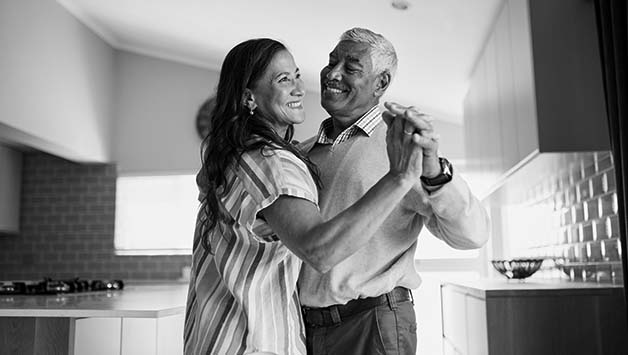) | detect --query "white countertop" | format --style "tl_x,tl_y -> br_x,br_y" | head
0,284 -> 188,318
